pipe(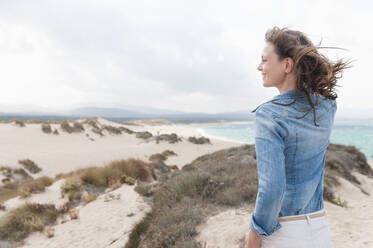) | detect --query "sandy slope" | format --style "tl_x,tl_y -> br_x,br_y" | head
19,183 -> 150,248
